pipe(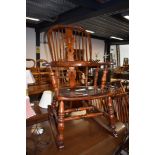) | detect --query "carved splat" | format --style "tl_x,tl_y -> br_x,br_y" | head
64,27 -> 77,88
64,28 -> 75,61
